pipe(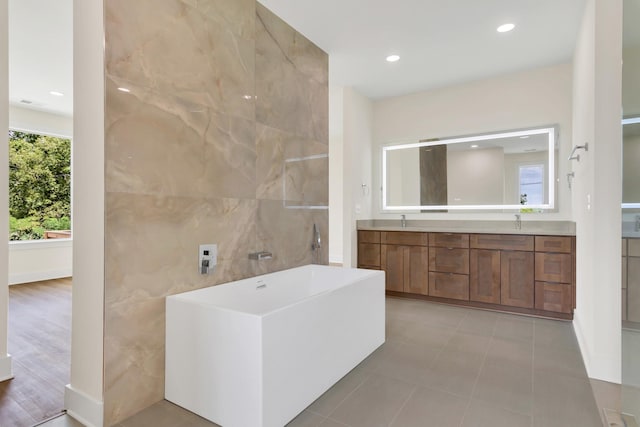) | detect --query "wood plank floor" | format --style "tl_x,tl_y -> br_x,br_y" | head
0,278 -> 72,427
